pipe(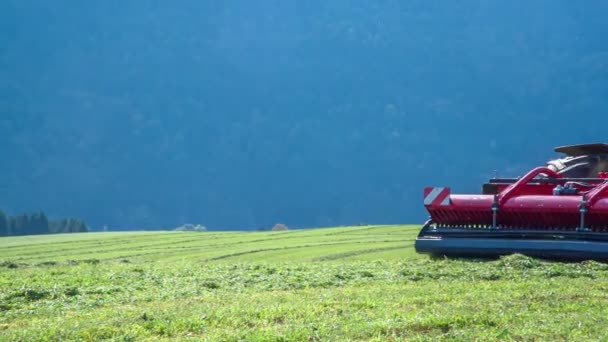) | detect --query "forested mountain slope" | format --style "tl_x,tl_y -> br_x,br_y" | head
1,1 -> 607,229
